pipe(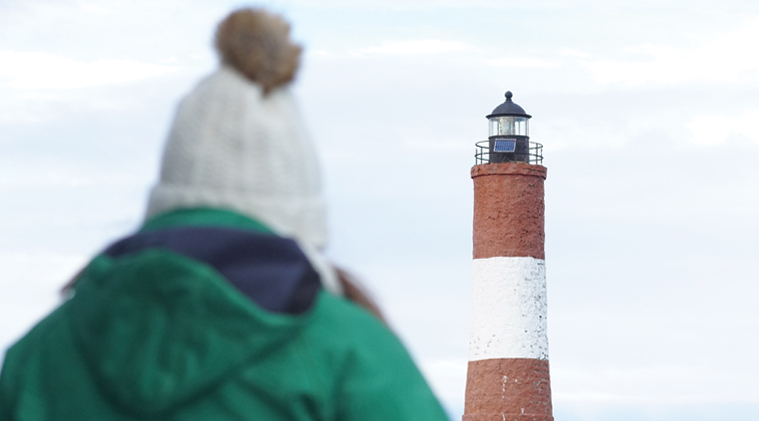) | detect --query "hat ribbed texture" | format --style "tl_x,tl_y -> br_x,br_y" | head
147,66 -> 325,245
145,66 -> 339,293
